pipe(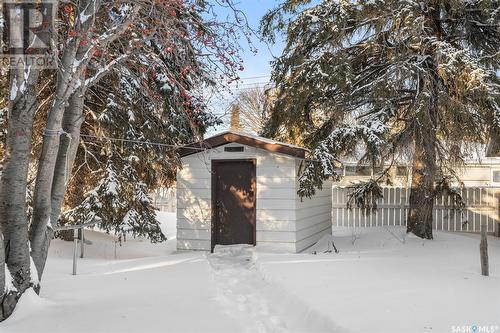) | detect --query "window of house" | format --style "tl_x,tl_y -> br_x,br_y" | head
373,166 -> 384,175
334,167 -> 344,176
396,166 -> 408,177
345,165 -> 371,176
357,166 -> 372,176
344,166 -> 357,176
492,170 -> 500,183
